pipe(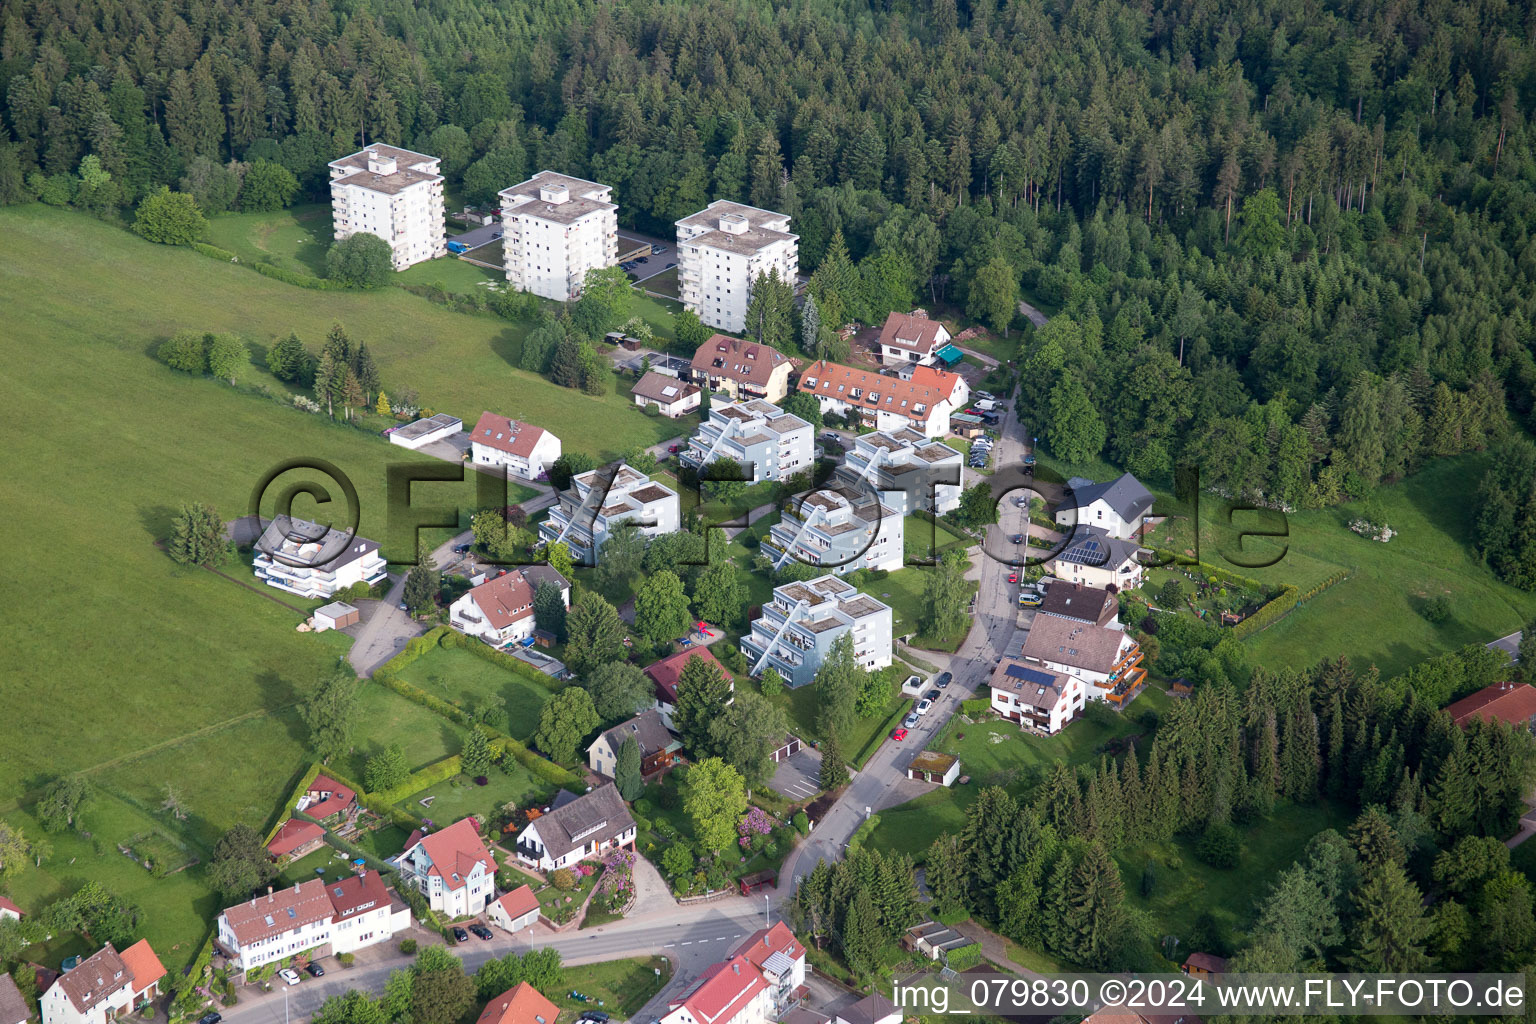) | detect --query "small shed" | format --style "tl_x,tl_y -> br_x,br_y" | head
739,869 -> 777,895
906,751 -> 960,787
1182,951 -> 1228,976
389,413 -> 463,450
313,601 -> 360,632
900,674 -> 926,698
768,735 -> 802,764
533,628 -> 556,648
